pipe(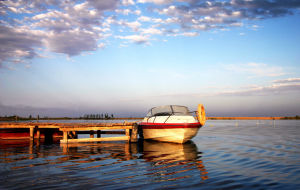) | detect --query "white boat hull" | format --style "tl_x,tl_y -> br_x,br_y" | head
142,127 -> 200,143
